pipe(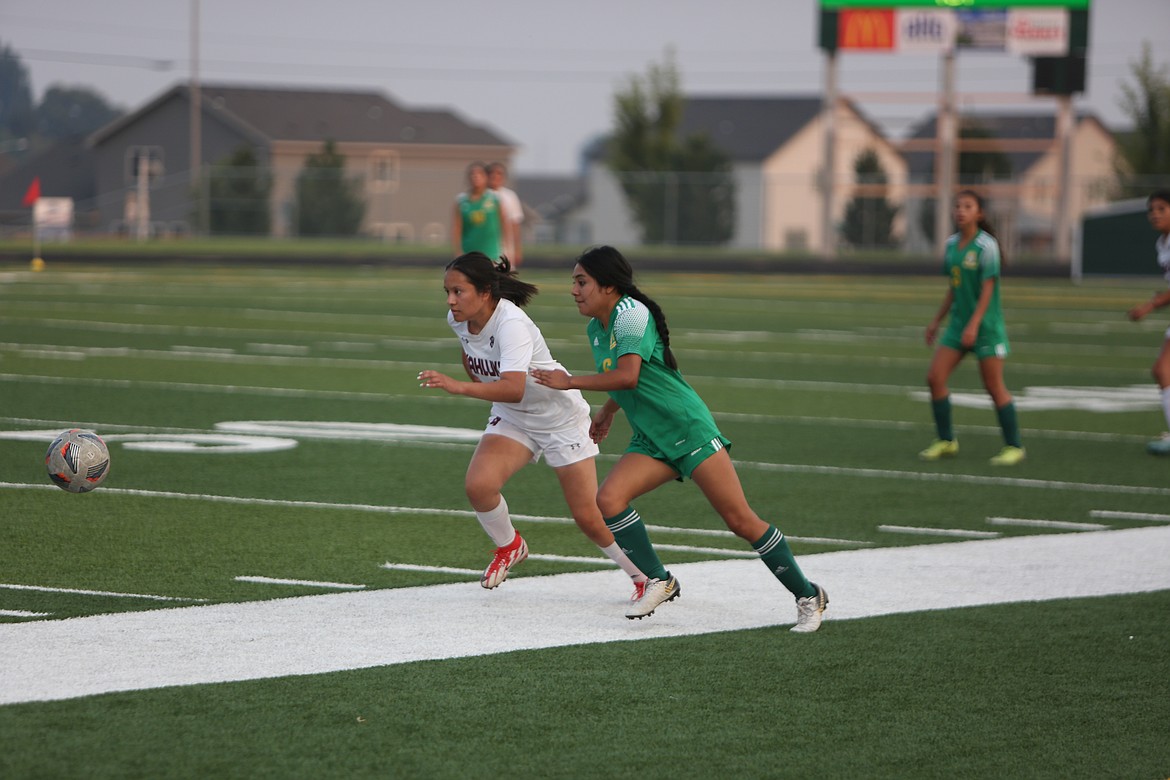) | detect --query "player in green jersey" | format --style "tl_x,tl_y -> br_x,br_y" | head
452,162 -> 508,260
920,190 -> 1024,466
533,245 -> 828,632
